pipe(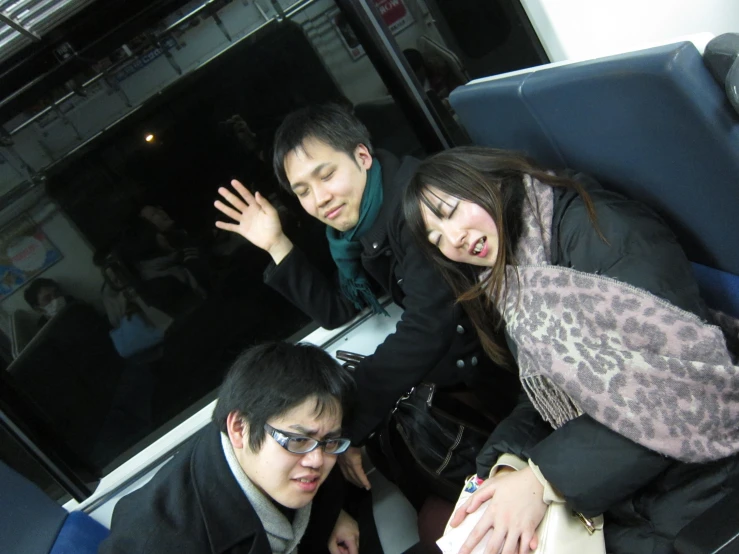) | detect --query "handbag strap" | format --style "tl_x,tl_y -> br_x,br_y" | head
377,411 -> 405,486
